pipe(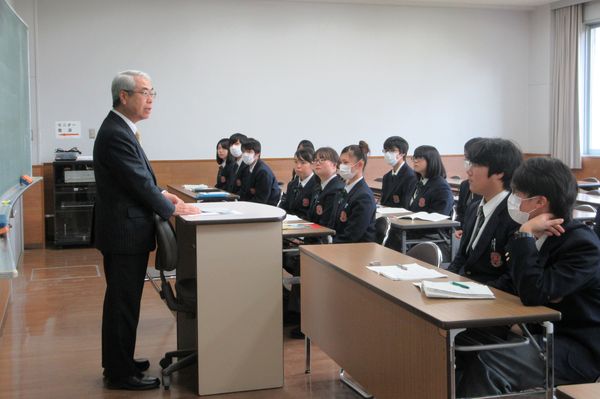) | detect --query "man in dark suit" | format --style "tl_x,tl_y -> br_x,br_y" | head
93,70 -> 199,390
455,157 -> 600,396
447,138 -> 522,292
